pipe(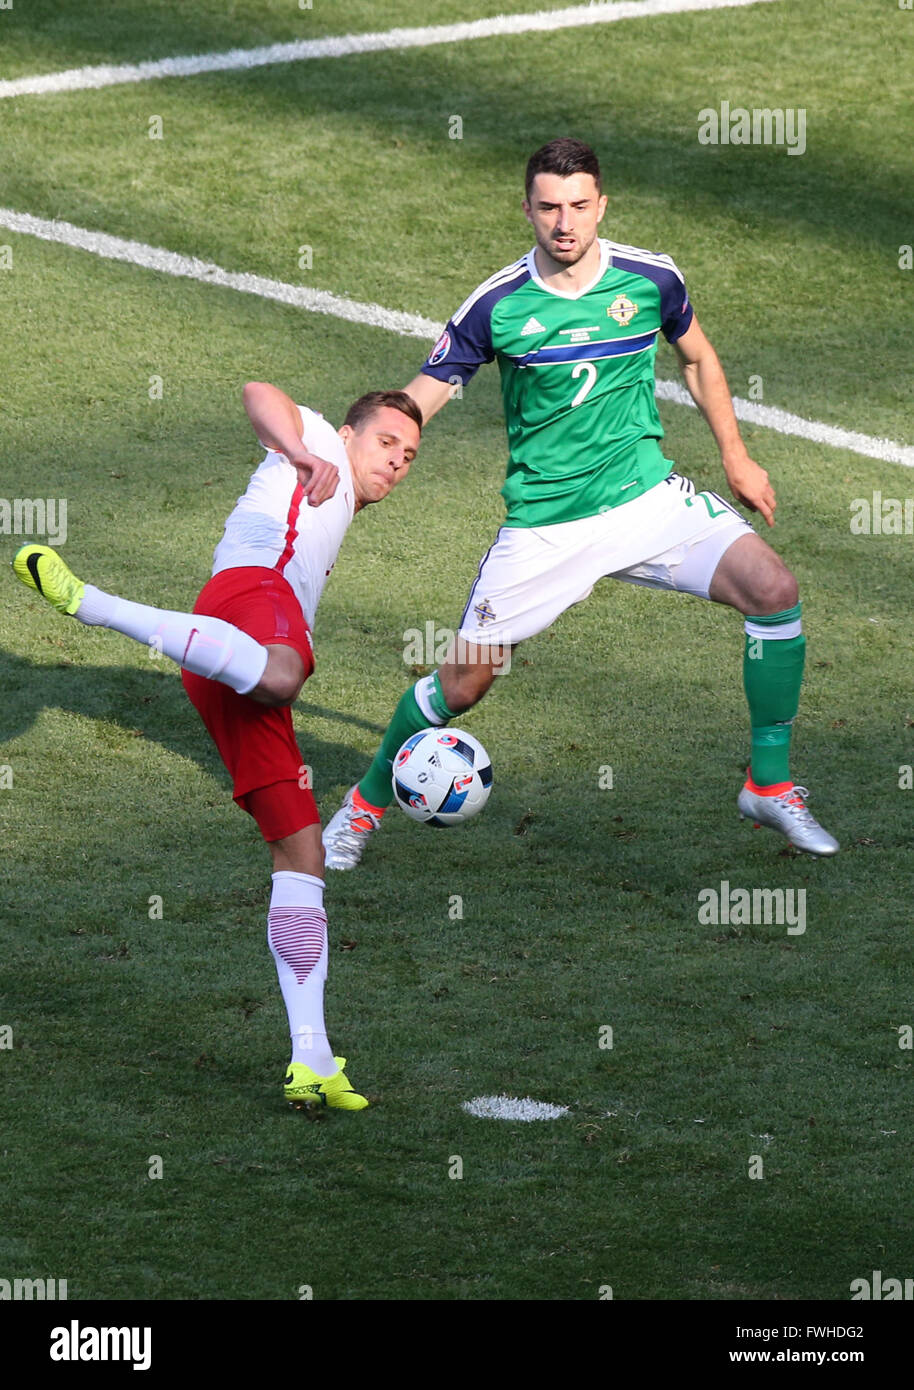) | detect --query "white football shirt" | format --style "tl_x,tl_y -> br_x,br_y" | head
211,405 -> 355,631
